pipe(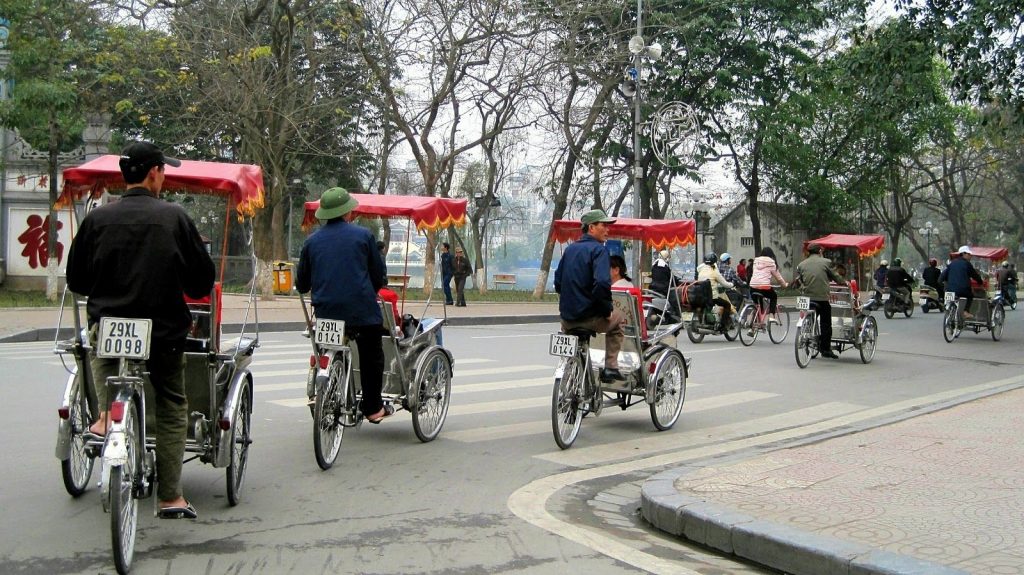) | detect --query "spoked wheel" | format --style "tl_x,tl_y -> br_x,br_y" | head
942,304 -> 960,343
649,350 -> 686,431
412,349 -> 453,443
857,316 -> 878,364
991,305 -> 1005,341
109,402 -> 140,575
768,306 -> 791,344
551,357 -> 585,450
61,372 -> 95,497
313,356 -> 346,470
794,315 -> 816,369
685,319 -> 705,343
226,381 -> 252,506
738,306 -> 757,346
